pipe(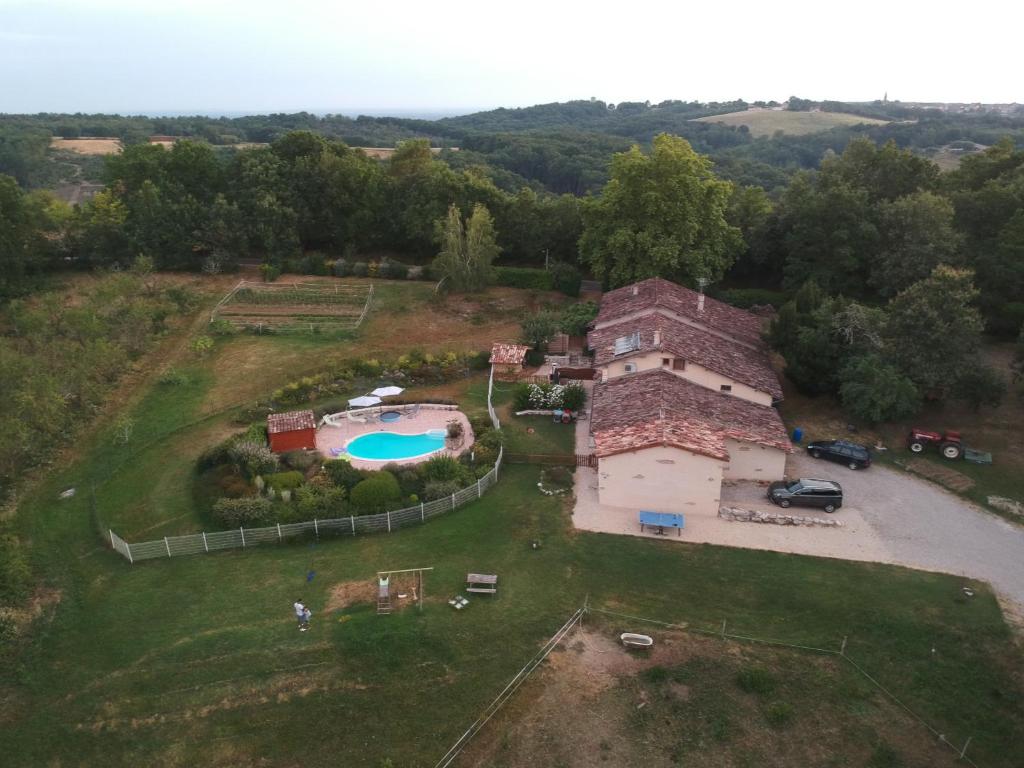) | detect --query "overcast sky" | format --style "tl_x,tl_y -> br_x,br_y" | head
1,0 -> 1020,116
